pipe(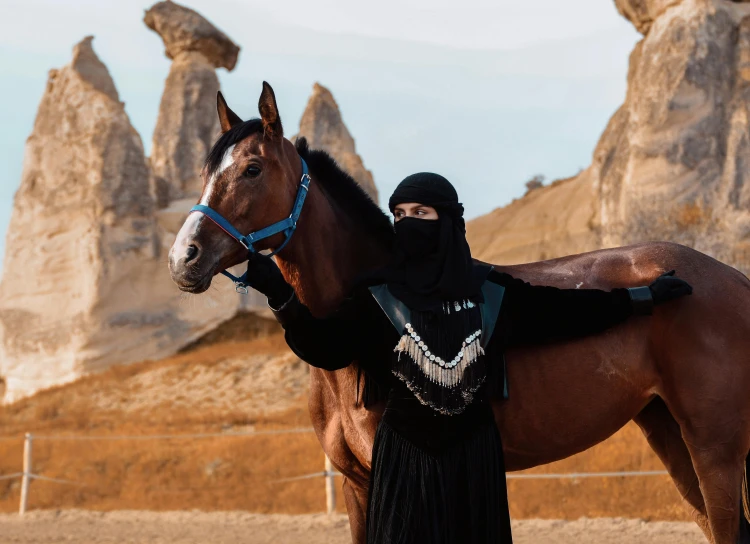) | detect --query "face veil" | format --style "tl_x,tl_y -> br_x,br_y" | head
380,172 -> 483,312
